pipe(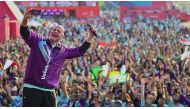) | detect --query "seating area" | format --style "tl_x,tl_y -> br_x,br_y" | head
120,1 -> 190,21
